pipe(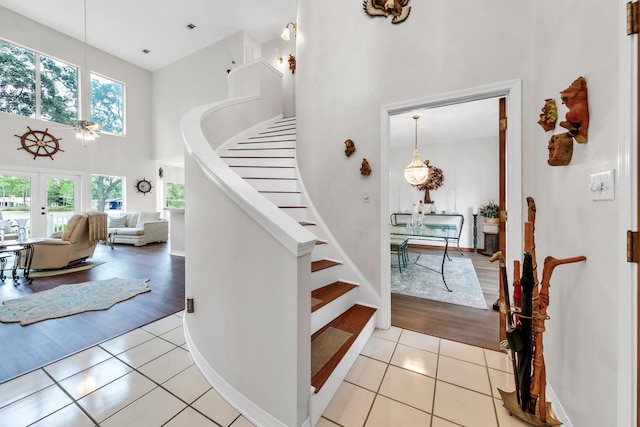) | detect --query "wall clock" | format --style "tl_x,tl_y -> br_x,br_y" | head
15,127 -> 64,160
135,178 -> 152,195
